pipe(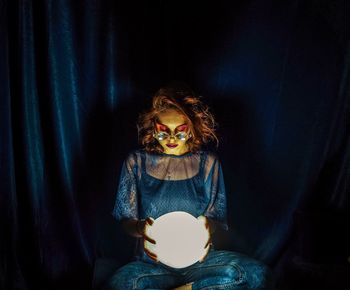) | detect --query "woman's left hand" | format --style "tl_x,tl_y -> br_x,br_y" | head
197,215 -> 212,262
